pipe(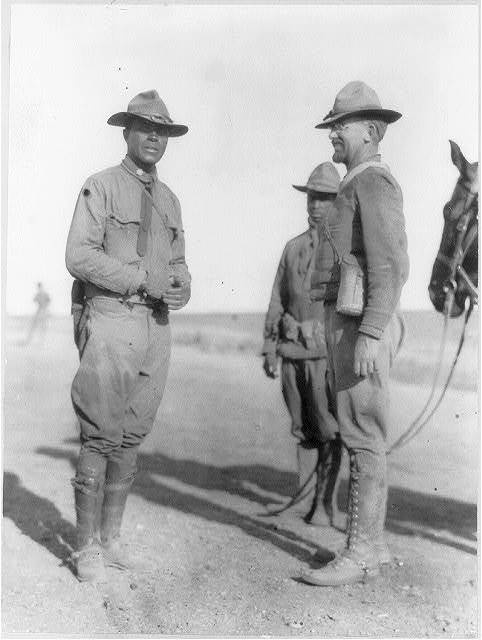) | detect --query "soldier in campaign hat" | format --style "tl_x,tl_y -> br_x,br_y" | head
66,90 -> 191,582
262,162 -> 343,526
300,81 -> 409,586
